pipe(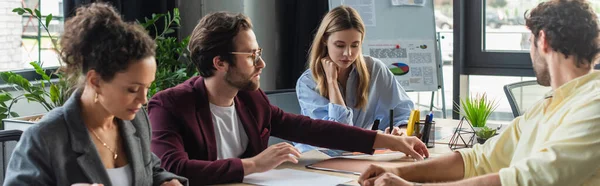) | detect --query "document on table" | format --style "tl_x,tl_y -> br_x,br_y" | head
243,168 -> 353,186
